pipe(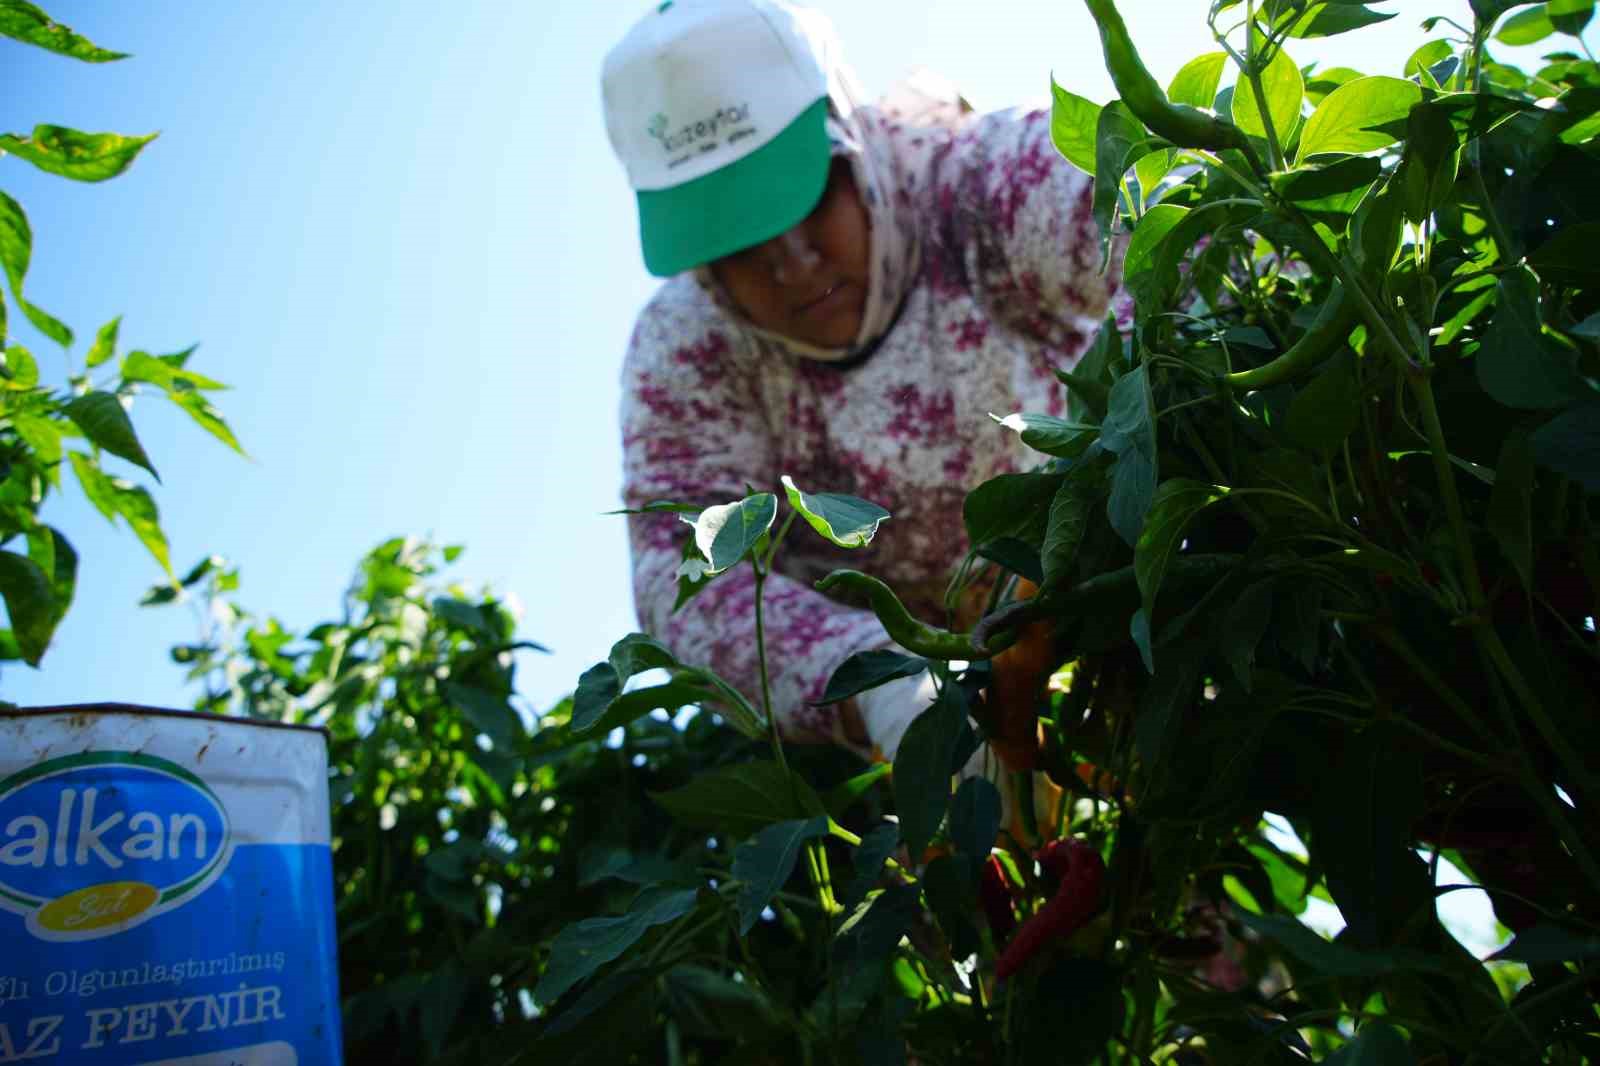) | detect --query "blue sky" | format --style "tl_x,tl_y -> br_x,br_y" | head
0,0 -> 1568,722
